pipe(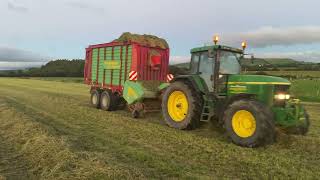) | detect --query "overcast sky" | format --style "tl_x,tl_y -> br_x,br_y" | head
1,0 -> 320,69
